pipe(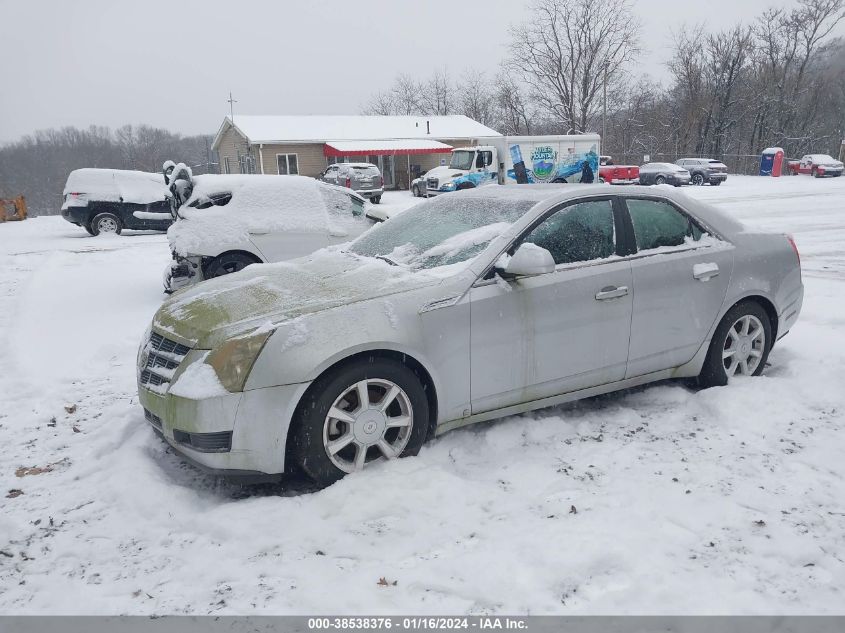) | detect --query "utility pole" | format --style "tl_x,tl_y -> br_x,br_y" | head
228,91 -> 238,125
602,61 -> 608,149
